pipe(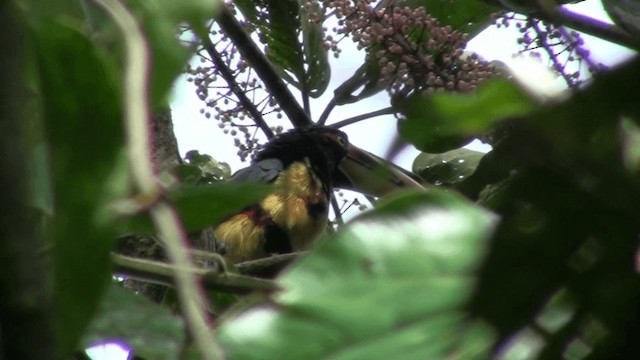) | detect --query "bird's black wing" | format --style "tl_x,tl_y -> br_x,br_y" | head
230,158 -> 283,184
